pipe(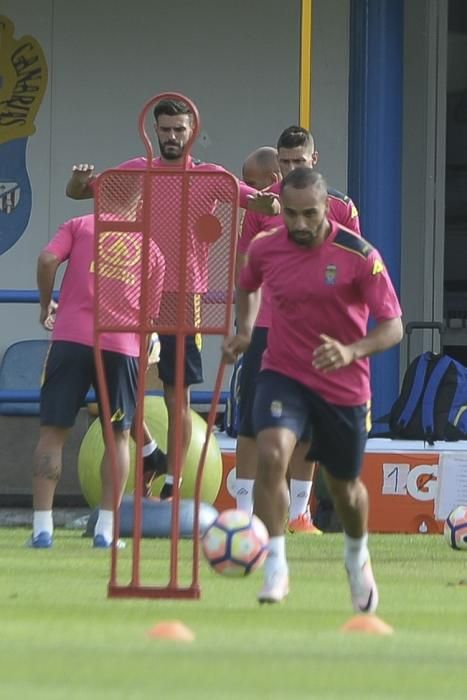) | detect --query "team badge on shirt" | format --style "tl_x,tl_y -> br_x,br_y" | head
270,401 -> 283,418
325,265 -> 337,285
